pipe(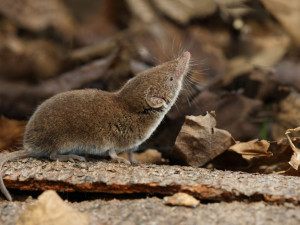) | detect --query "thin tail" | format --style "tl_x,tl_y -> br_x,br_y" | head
0,150 -> 30,201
